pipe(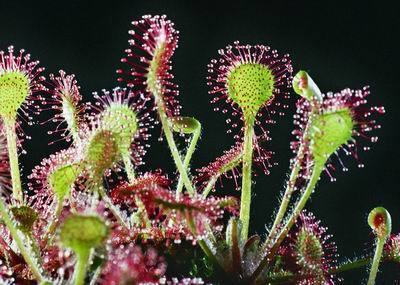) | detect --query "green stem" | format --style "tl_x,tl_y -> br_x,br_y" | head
202,147 -> 243,198
250,164 -> 323,282
122,154 -> 136,182
268,107 -> 316,243
147,48 -> 195,195
62,95 -> 81,145
274,165 -> 323,249
367,237 -> 386,285
0,197 -> 46,281
89,264 -> 102,285
155,98 -> 195,195
185,211 -> 221,269
198,239 -> 218,265
73,249 -> 91,285
239,121 -> 254,240
202,176 -> 218,198
71,132 -> 81,146
3,117 -> 23,203
266,257 -> 371,284
187,217 -> 234,283
122,153 -> 151,228
332,257 -> 371,274
176,123 -> 201,196
97,185 -> 130,229
44,198 -> 64,243
267,158 -> 301,241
